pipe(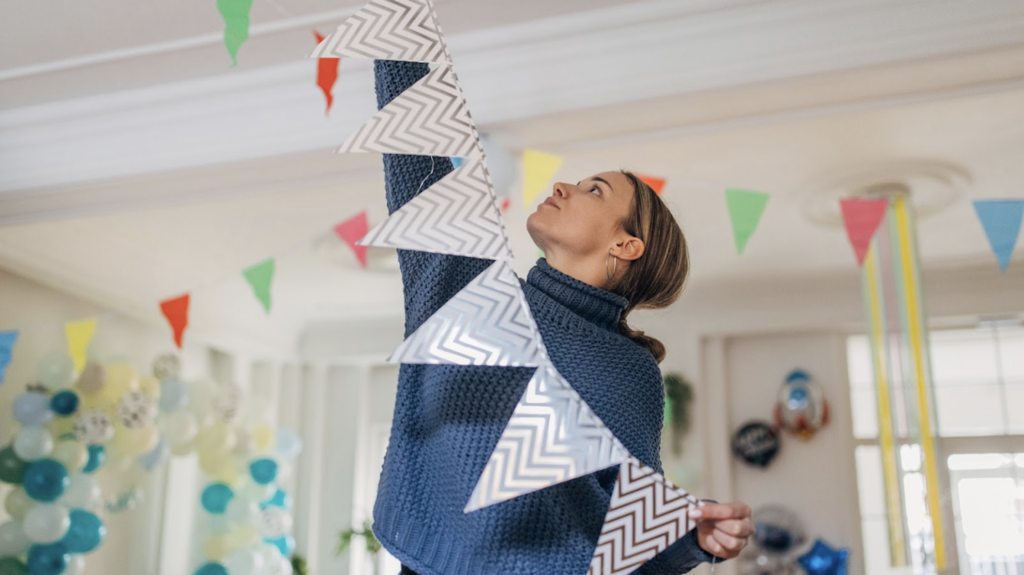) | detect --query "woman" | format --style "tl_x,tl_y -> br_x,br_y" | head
371,60 -> 754,575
